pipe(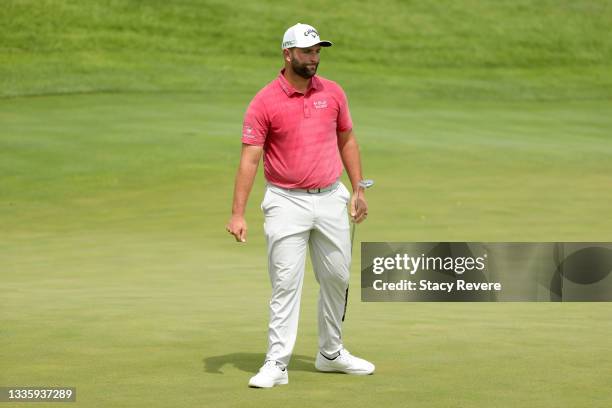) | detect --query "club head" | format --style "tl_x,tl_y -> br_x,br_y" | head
359,179 -> 374,189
